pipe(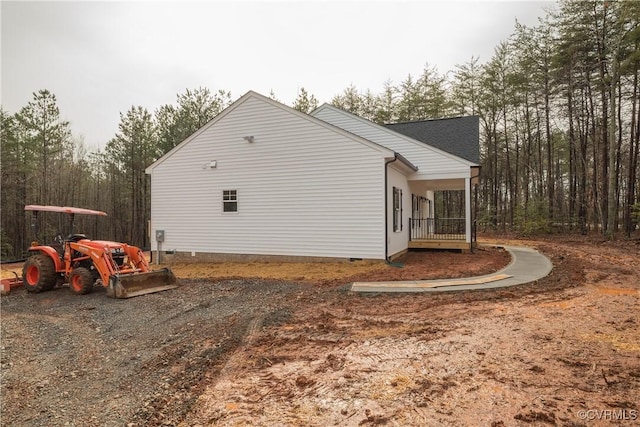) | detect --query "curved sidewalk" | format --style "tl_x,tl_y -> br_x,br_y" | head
351,245 -> 553,293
